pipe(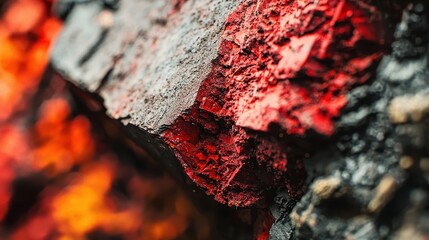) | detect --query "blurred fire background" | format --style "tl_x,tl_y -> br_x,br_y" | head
0,0 -> 252,239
